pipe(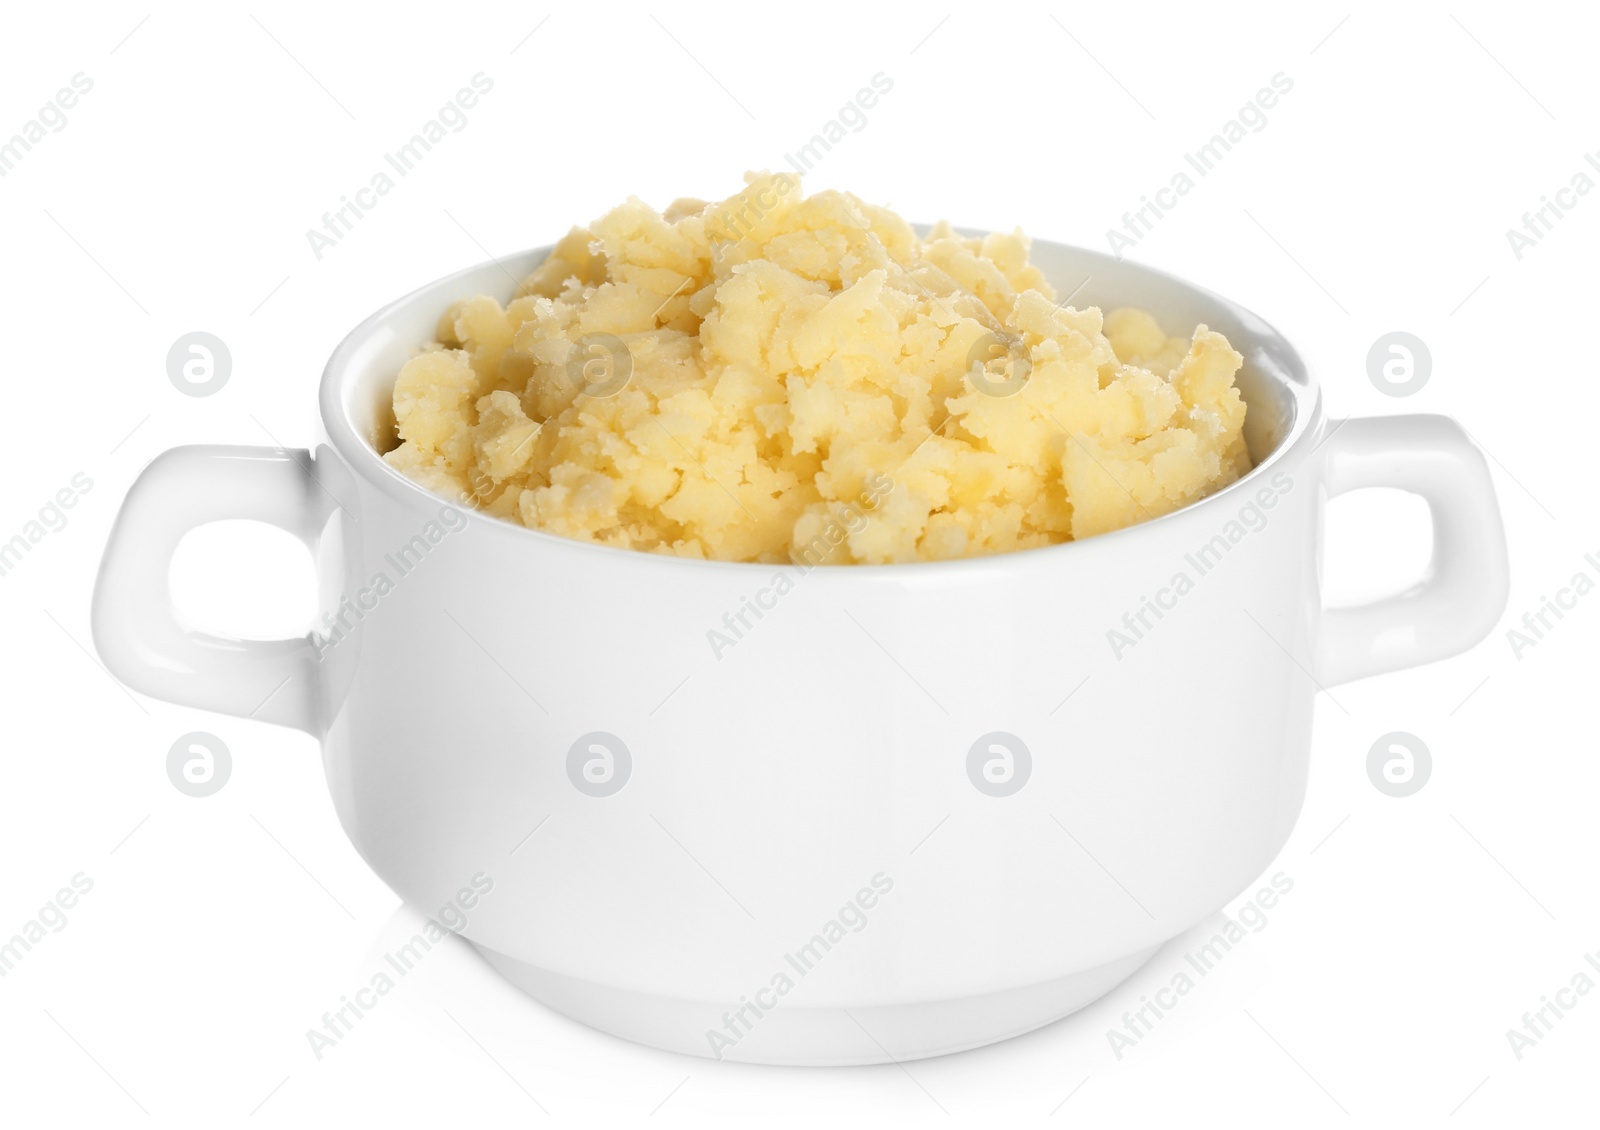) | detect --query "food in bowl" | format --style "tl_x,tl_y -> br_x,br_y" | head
381,175 -> 1250,563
